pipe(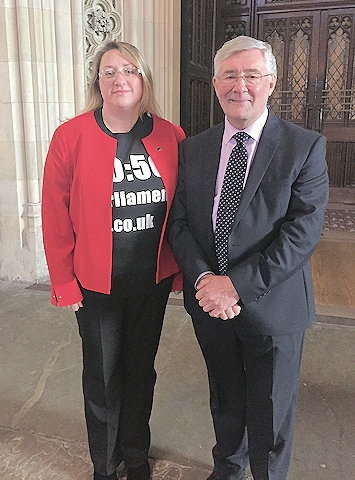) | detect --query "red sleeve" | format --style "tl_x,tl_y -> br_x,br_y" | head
50,279 -> 83,307
172,272 -> 183,291
42,124 -> 83,307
